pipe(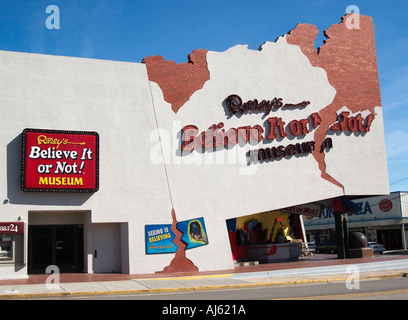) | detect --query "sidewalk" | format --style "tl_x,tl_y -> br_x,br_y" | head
1,252 -> 408,299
